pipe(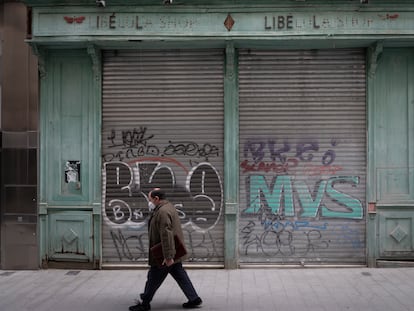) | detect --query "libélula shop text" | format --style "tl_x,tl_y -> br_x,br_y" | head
93,13 -> 376,31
